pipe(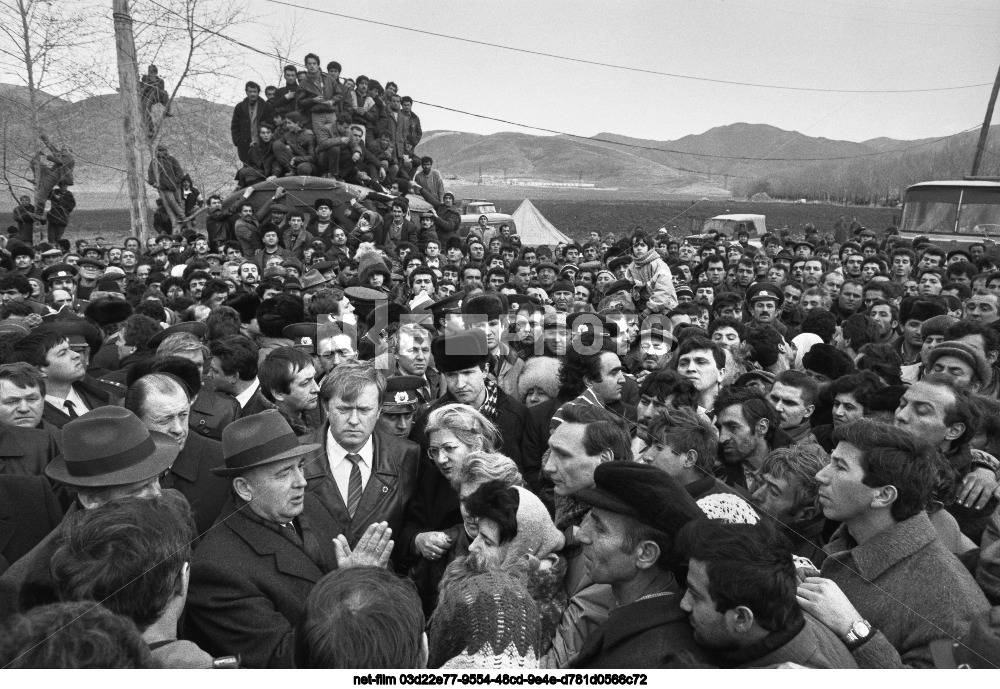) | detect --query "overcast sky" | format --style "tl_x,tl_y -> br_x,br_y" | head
225,0 -> 999,143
